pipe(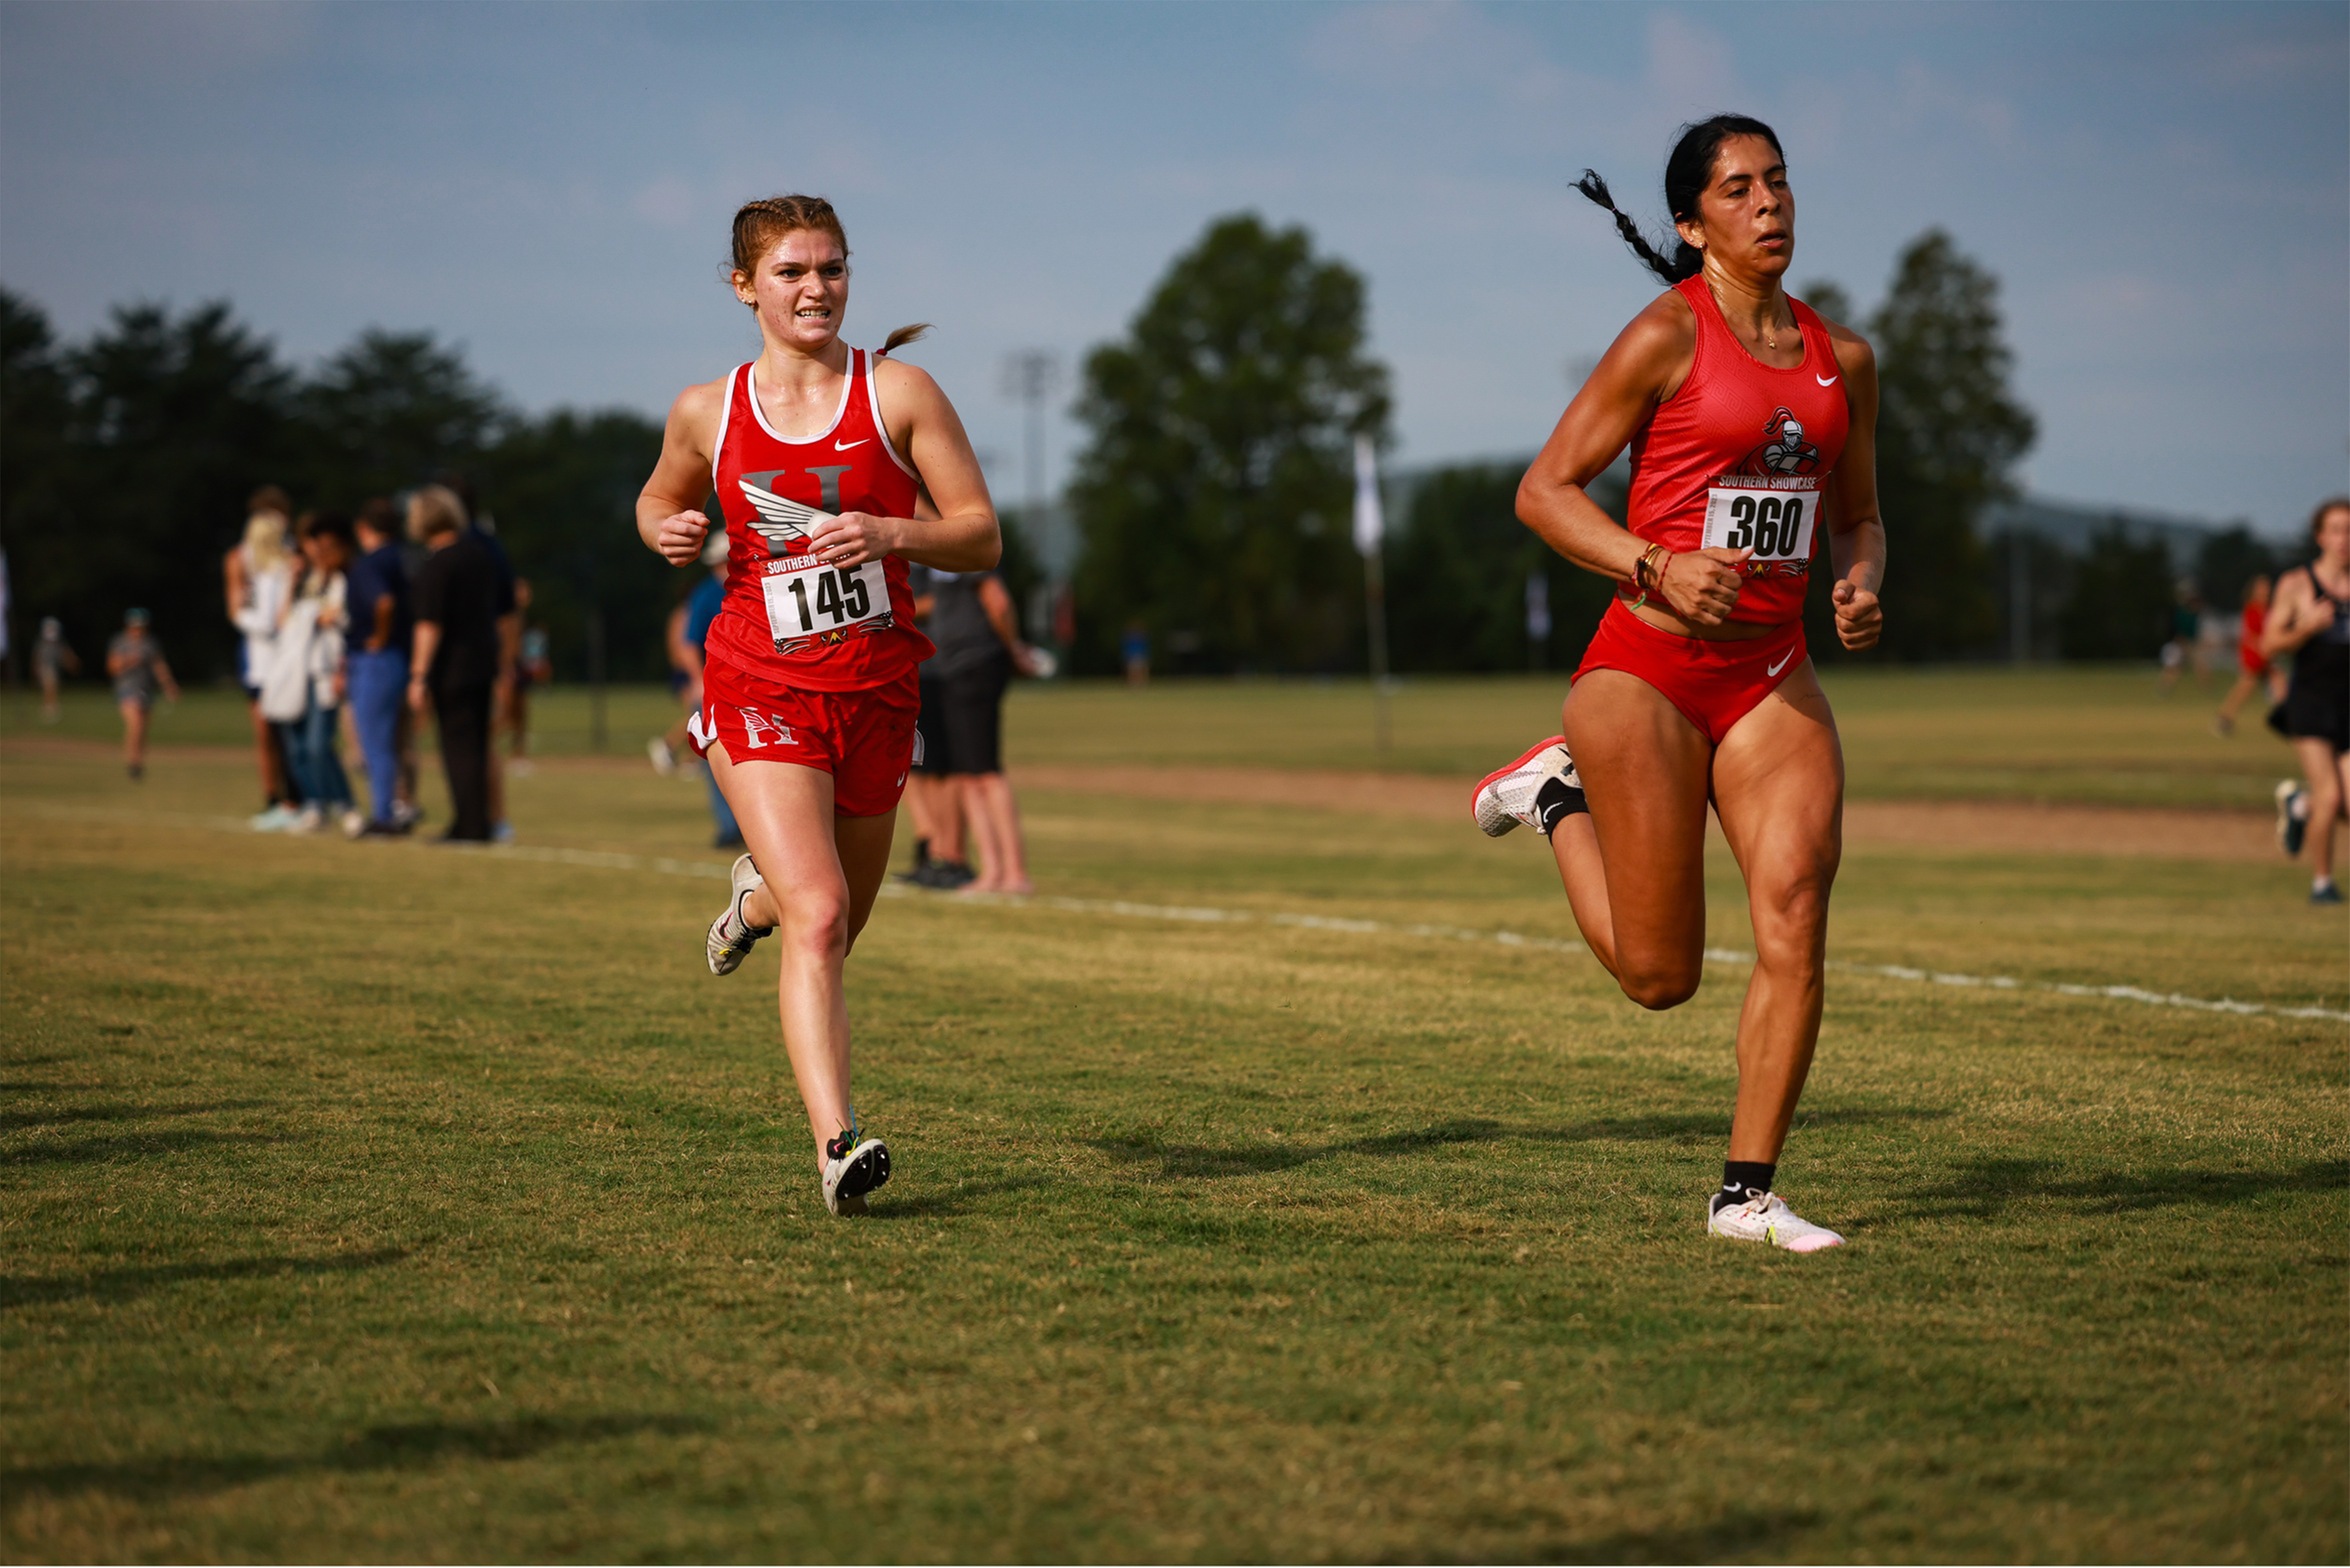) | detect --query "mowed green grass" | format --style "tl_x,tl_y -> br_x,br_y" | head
3,676 -> 2345,1562
6,658 -> 2307,809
